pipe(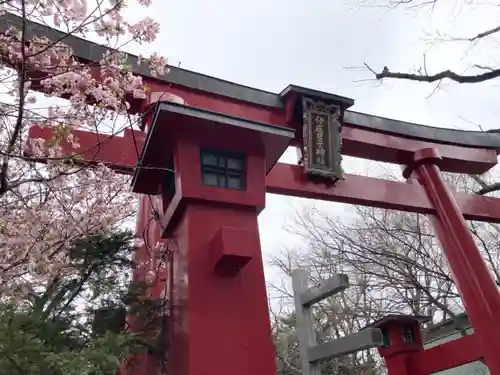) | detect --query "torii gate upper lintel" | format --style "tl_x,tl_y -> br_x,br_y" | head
8,13 -> 500,375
